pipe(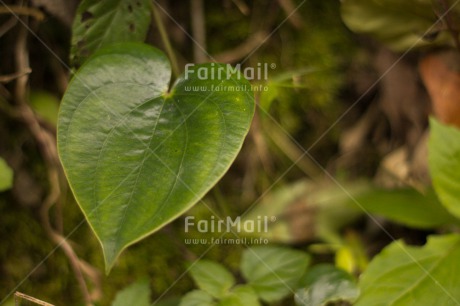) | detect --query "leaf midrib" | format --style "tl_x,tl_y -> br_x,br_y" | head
112,97 -> 167,250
